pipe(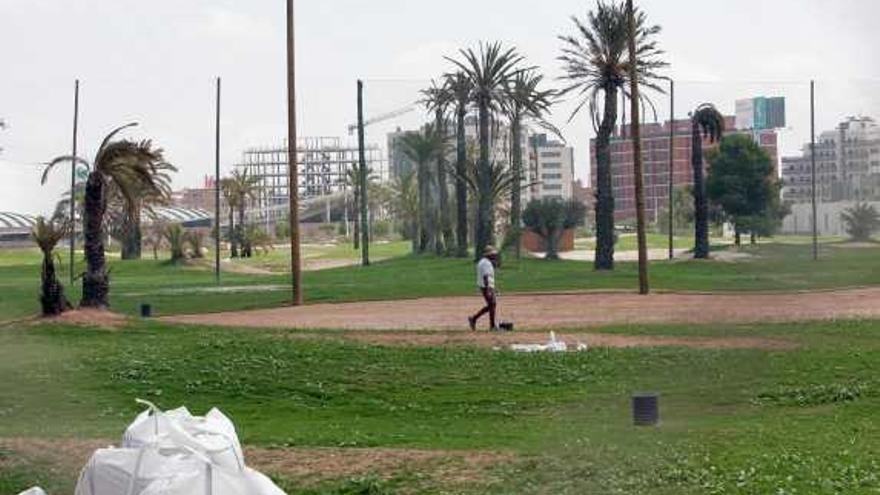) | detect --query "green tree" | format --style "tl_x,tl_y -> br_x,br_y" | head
840,202 -> 880,242
559,1 -> 667,270
164,224 -> 186,263
421,79 -> 455,255
444,71 -> 474,258
448,42 -> 525,260
398,126 -> 447,253
226,169 -> 260,258
690,104 -> 725,258
32,217 -> 71,316
343,166 -> 378,249
706,134 -> 778,246
220,177 -> 239,257
522,198 -> 587,260
43,123 -> 168,308
391,169 -> 420,253
502,71 -> 557,259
